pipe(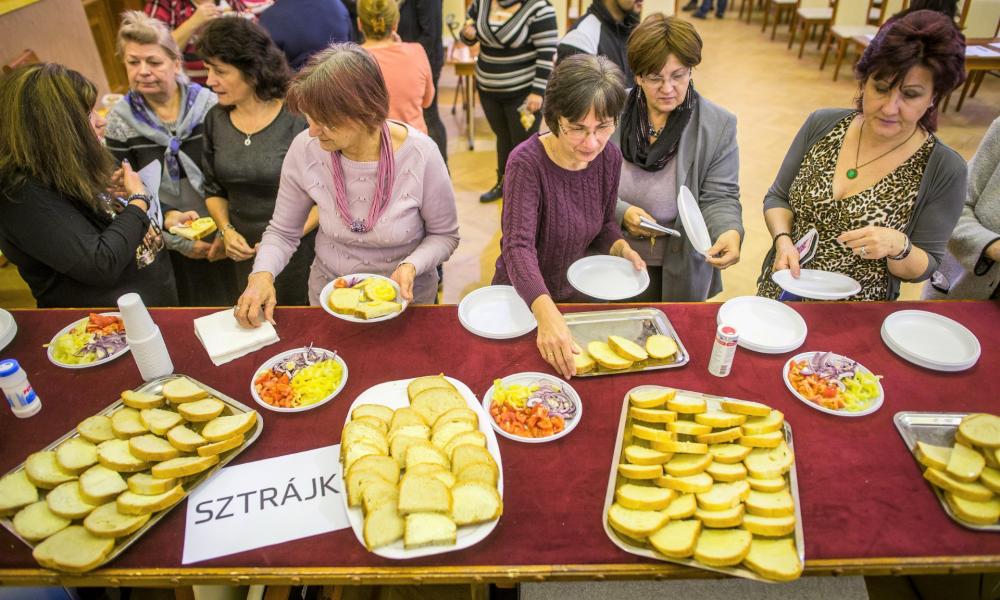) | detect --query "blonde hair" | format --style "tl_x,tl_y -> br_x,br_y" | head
358,0 -> 399,40
117,10 -> 182,61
